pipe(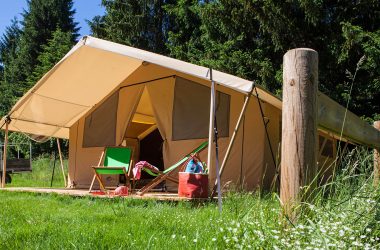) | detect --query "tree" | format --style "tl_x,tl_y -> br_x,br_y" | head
0,18 -> 22,117
166,0 -> 380,119
88,0 -> 175,54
